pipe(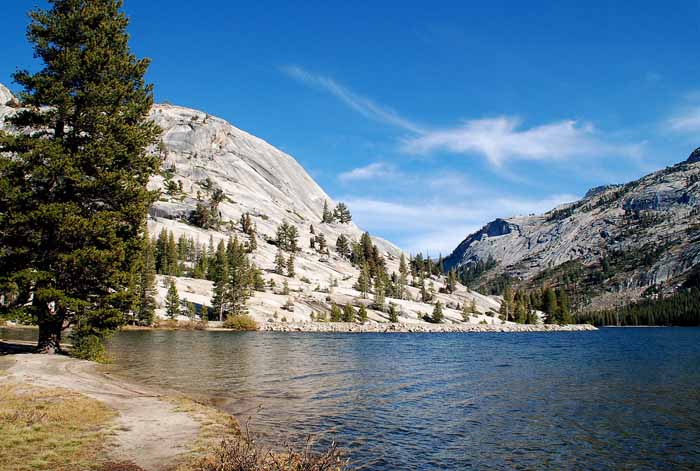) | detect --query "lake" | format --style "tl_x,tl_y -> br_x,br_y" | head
3,327 -> 700,470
